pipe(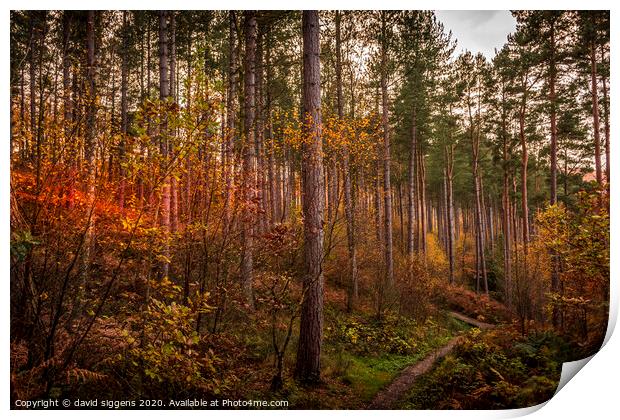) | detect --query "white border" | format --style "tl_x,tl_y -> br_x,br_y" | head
3,1 -> 618,419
